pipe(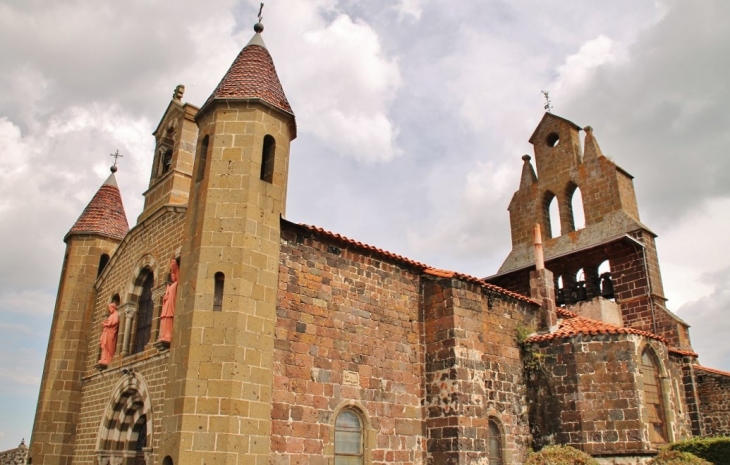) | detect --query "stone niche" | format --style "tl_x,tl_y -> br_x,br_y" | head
568,297 -> 622,326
